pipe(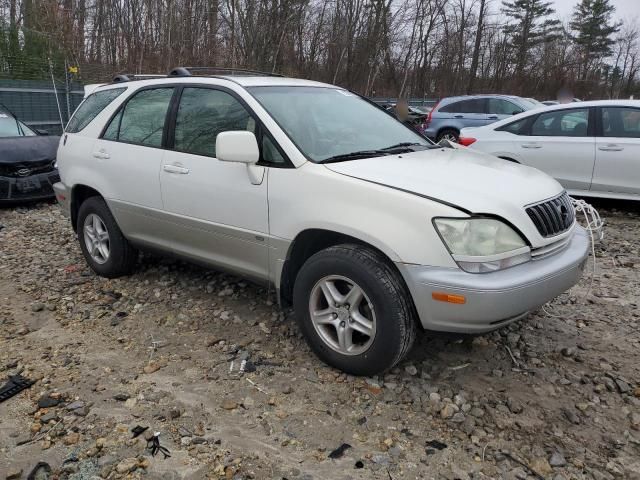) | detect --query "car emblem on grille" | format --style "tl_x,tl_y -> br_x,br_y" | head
16,168 -> 31,177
